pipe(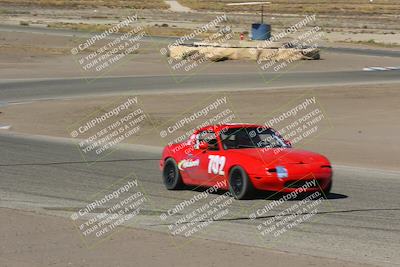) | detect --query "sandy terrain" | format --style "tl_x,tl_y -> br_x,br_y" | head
1,84 -> 399,171
1,1 -> 399,47
326,32 -> 400,46
0,207 -> 376,267
0,30 -> 399,80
